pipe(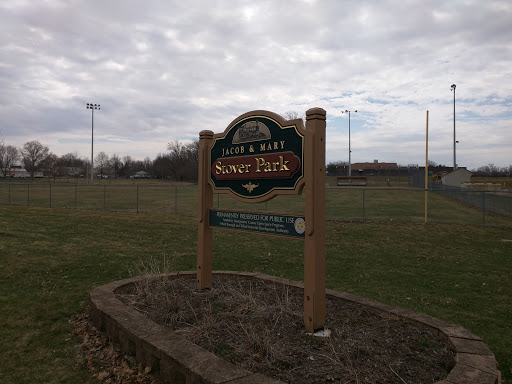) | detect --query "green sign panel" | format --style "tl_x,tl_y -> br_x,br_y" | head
209,112 -> 305,201
209,209 -> 306,238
